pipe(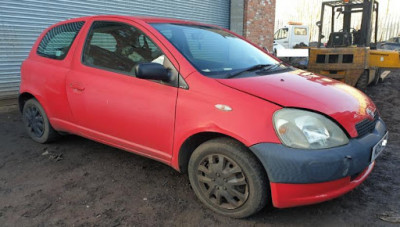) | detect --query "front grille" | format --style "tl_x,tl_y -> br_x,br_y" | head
355,112 -> 379,138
